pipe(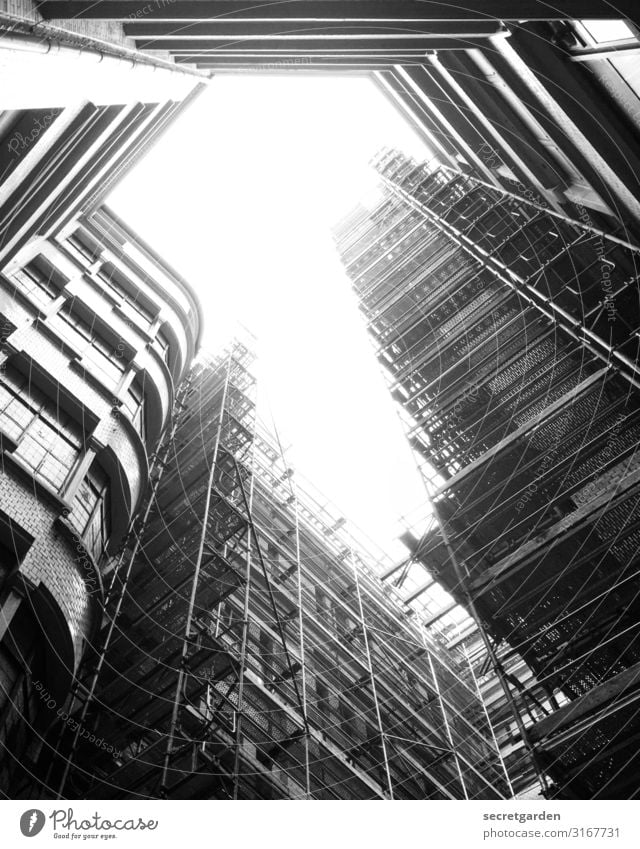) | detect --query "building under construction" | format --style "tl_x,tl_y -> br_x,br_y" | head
0,91 -> 517,799
45,340 -> 514,801
334,151 -> 640,799
3,2 -> 640,800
